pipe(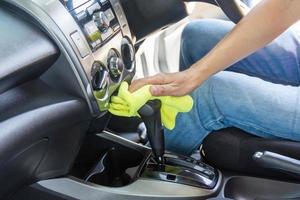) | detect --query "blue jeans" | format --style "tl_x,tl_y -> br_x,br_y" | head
165,19 -> 300,155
